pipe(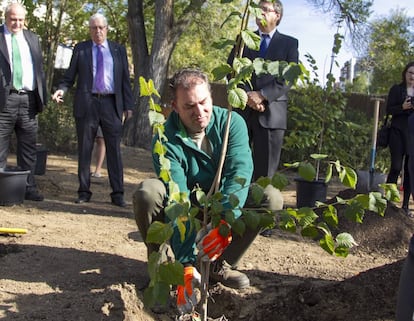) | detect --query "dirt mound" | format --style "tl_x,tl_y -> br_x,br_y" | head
0,146 -> 412,321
